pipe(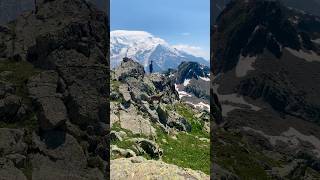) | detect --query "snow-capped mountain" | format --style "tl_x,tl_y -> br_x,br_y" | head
110,30 -> 209,72
169,61 -> 210,111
